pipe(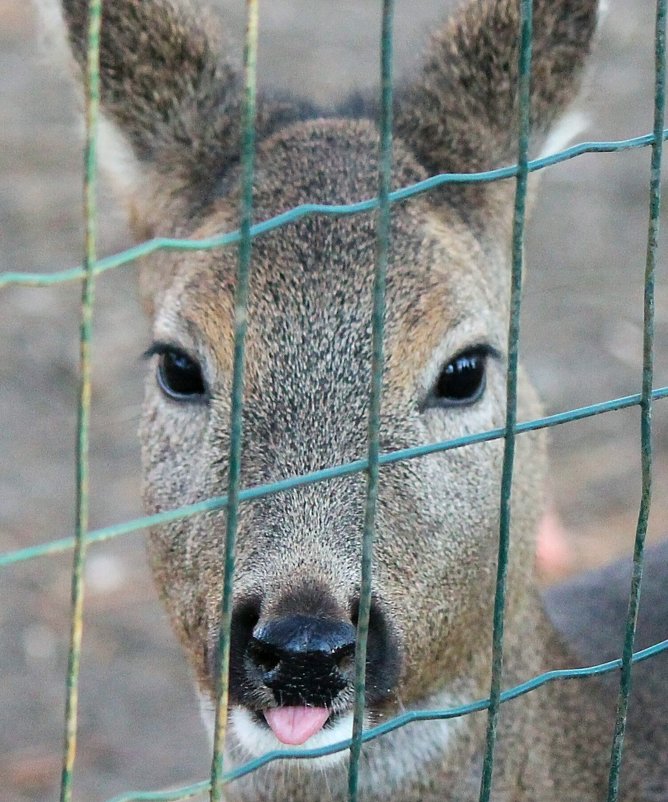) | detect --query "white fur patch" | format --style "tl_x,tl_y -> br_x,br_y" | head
538,0 -> 607,164
359,690 -> 467,790
199,689 -> 467,782
230,708 -> 356,768
598,0 -> 610,26
199,693 -> 357,769
97,118 -> 144,199
34,0 -> 144,200
199,691 -> 216,743
33,0 -> 69,60
538,110 -> 589,160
